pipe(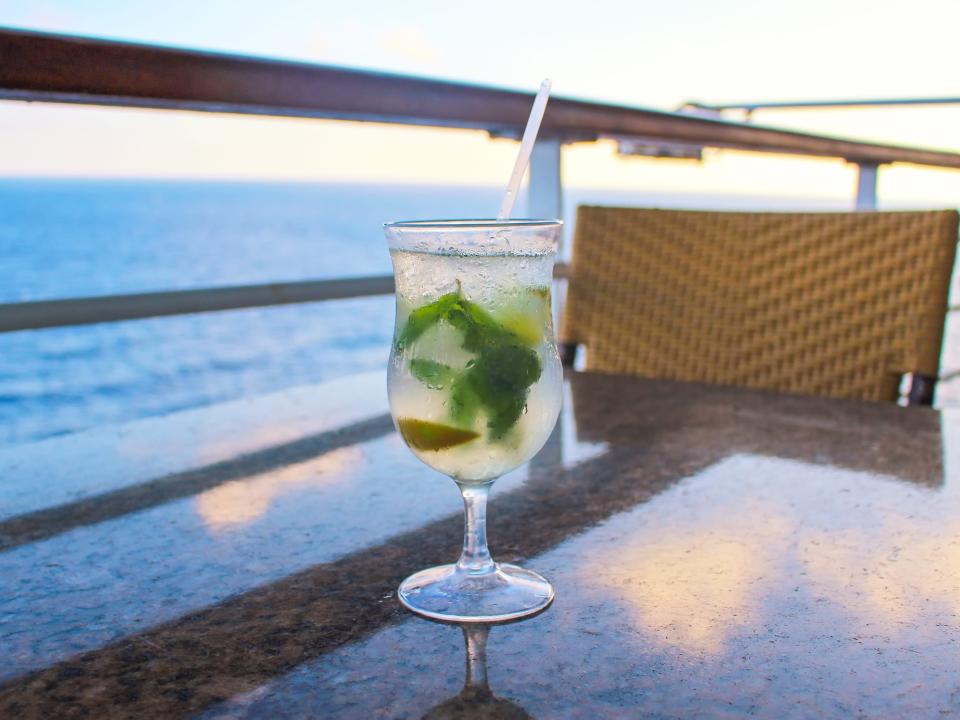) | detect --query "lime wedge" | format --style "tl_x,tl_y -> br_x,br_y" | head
499,311 -> 542,346
495,286 -> 552,347
397,417 -> 480,451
